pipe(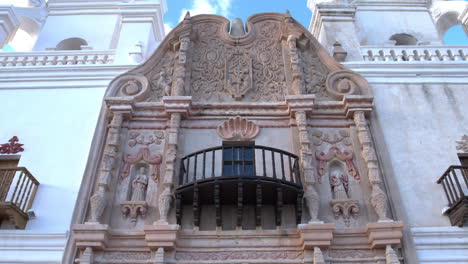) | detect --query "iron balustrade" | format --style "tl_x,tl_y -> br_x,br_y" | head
437,165 -> 468,226
178,145 -> 302,189
176,145 -> 303,229
0,167 -> 40,229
